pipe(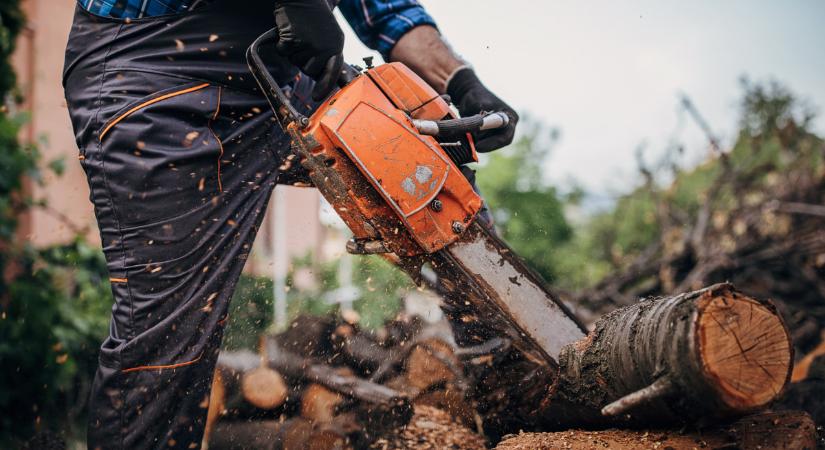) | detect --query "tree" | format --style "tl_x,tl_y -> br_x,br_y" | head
476,118 -> 573,283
